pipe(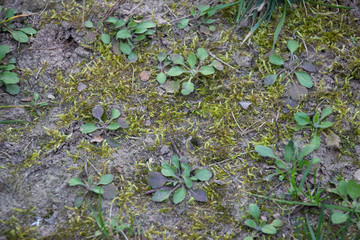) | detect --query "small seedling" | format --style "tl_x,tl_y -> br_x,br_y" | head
0,44 -> 20,95
154,48 -> 223,95
294,107 -> 333,132
0,6 -> 37,43
243,203 -> 282,237
145,155 -> 212,204
265,39 -> 314,88
177,5 -> 216,33
85,17 -> 156,62
80,105 -> 128,146
68,173 -> 114,208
